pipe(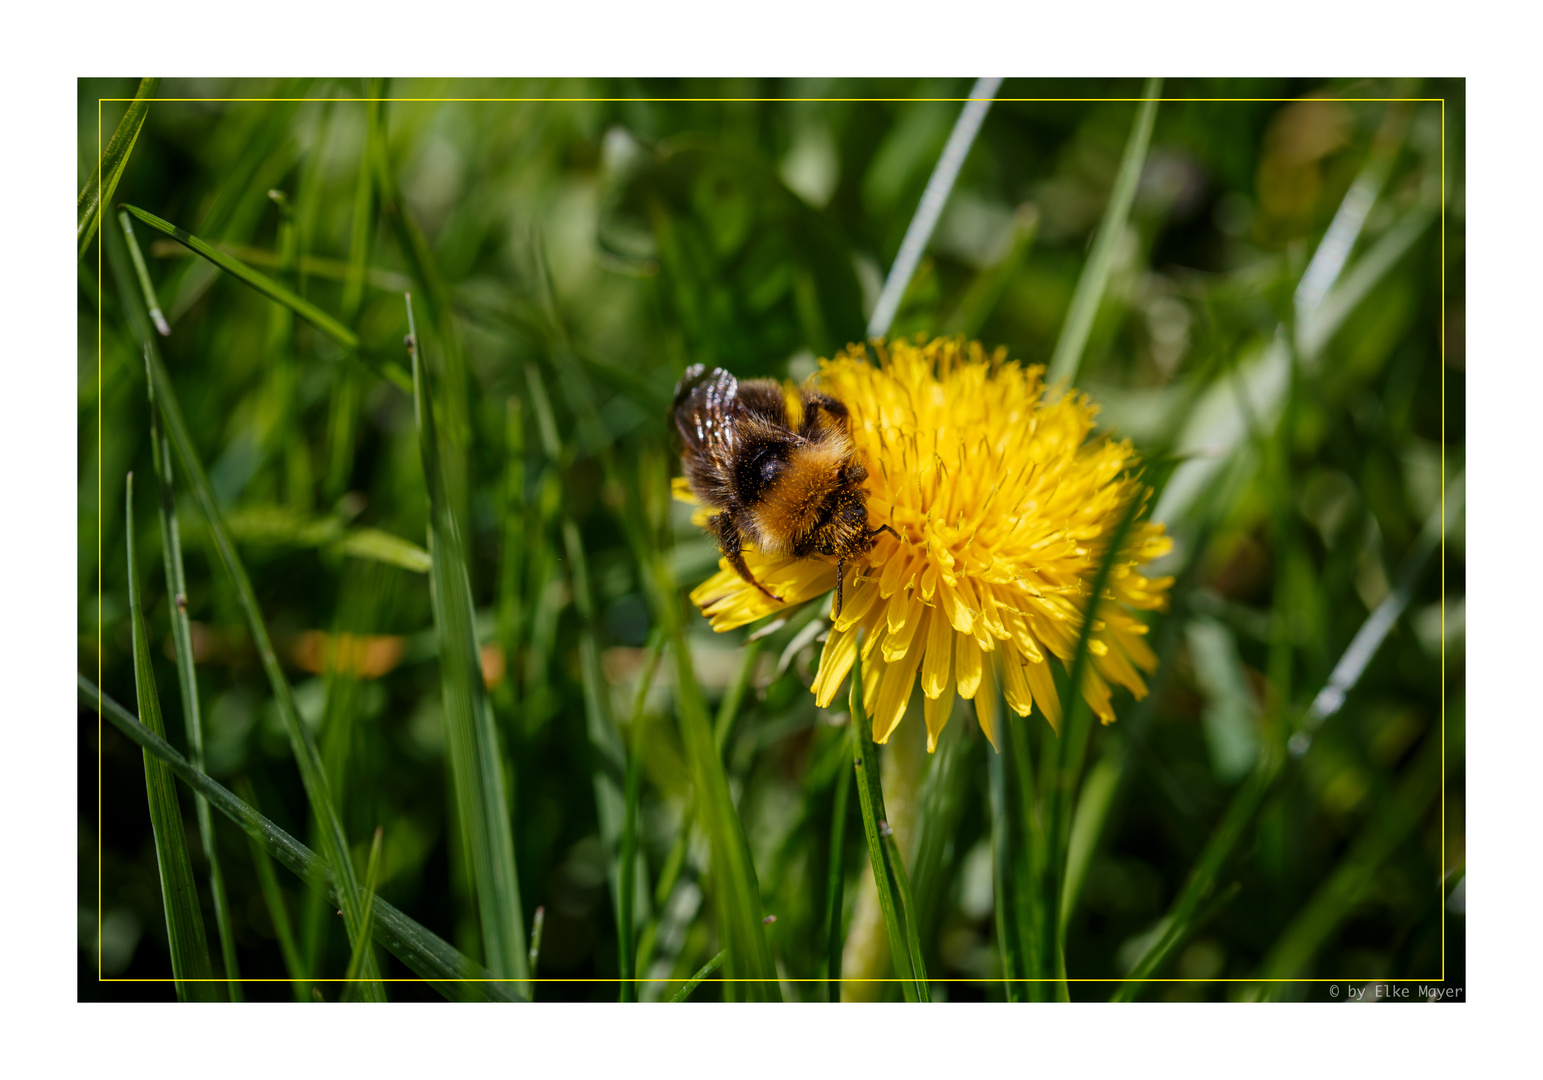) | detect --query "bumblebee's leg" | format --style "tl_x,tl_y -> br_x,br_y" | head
715,513 -> 781,603
870,523 -> 901,542
799,392 -> 849,438
833,556 -> 847,619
